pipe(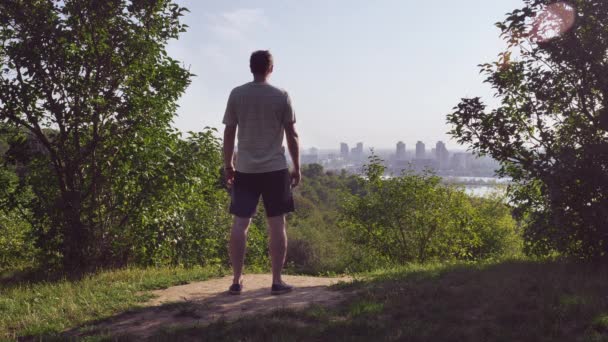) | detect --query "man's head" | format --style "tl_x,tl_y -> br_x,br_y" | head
250,50 -> 273,77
